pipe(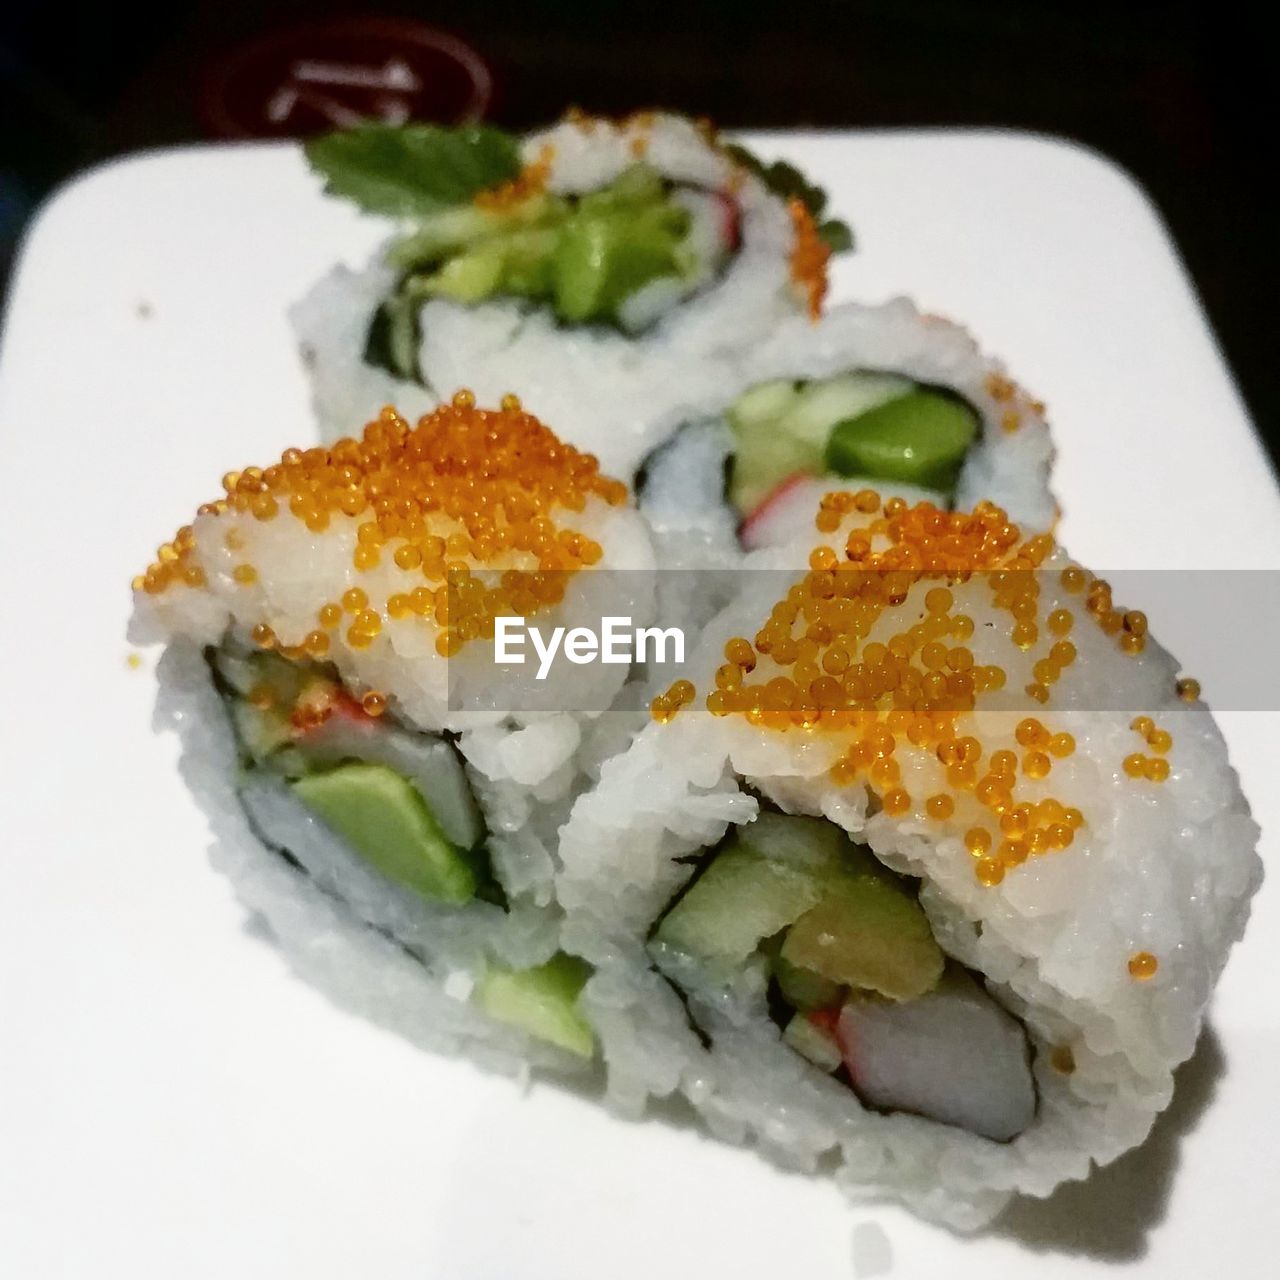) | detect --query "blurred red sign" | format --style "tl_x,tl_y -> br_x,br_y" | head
201,17 -> 493,138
